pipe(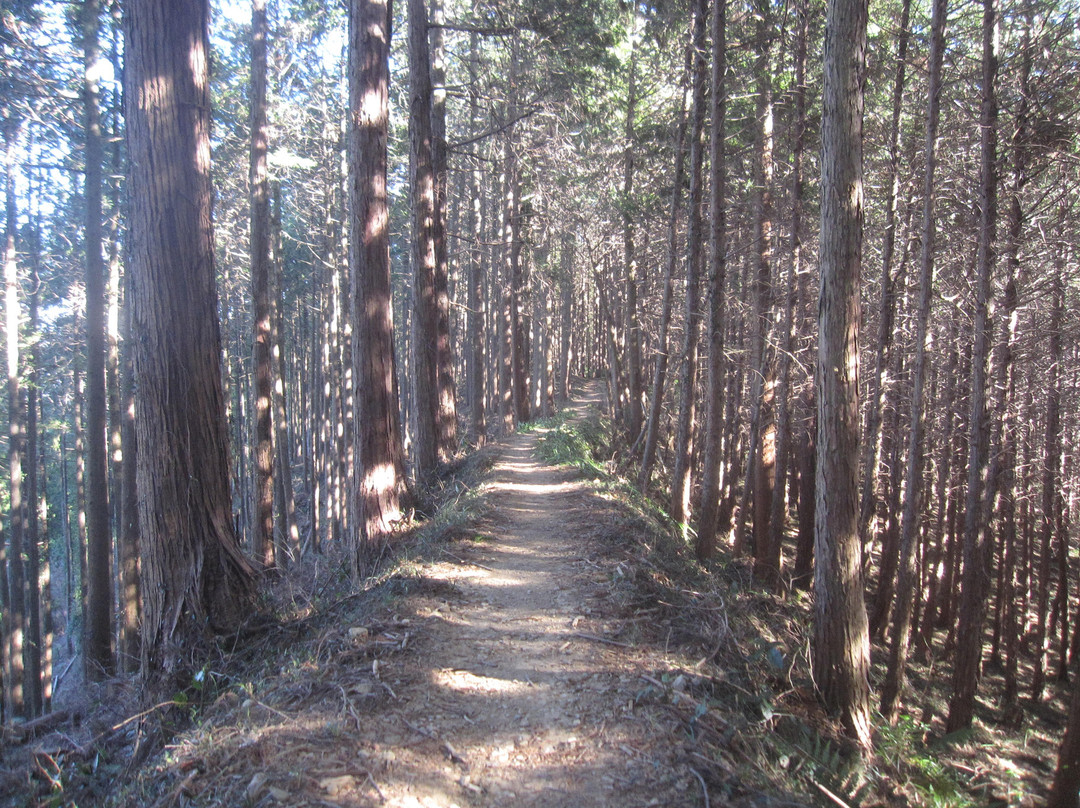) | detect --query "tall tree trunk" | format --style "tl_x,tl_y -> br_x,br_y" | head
879,0 -> 947,720
668,0 -> 708,527
638,41 -> 690,494
125,0 -> 257,692
5,122 -> 27,720
946,0 -> 999,733
765,0 -> 808,585
408,0 -> 440,481
858,0 -> 912,544
270,185 -> 300,564
428,0 -> 457,463
83,0 -> 114,681
350,0 -> 409,561
695,0 -> 728,560
249,0 -> 275,568
466,27 -> 486,444
119,265 -> 140,672
748,4 -> 776,582
621,13 -> 642,443
1033,268 -> 1065,700
24,218 -> 42,716
814,0 -> 872,751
